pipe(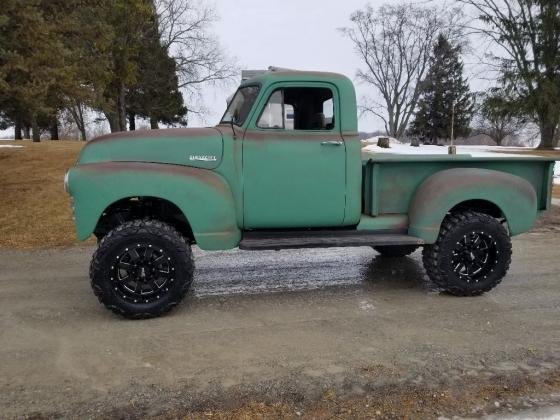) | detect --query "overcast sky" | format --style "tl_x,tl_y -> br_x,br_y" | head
194,0 -> 392,132
1,0 -> 493,138
193,0 -> 484,132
